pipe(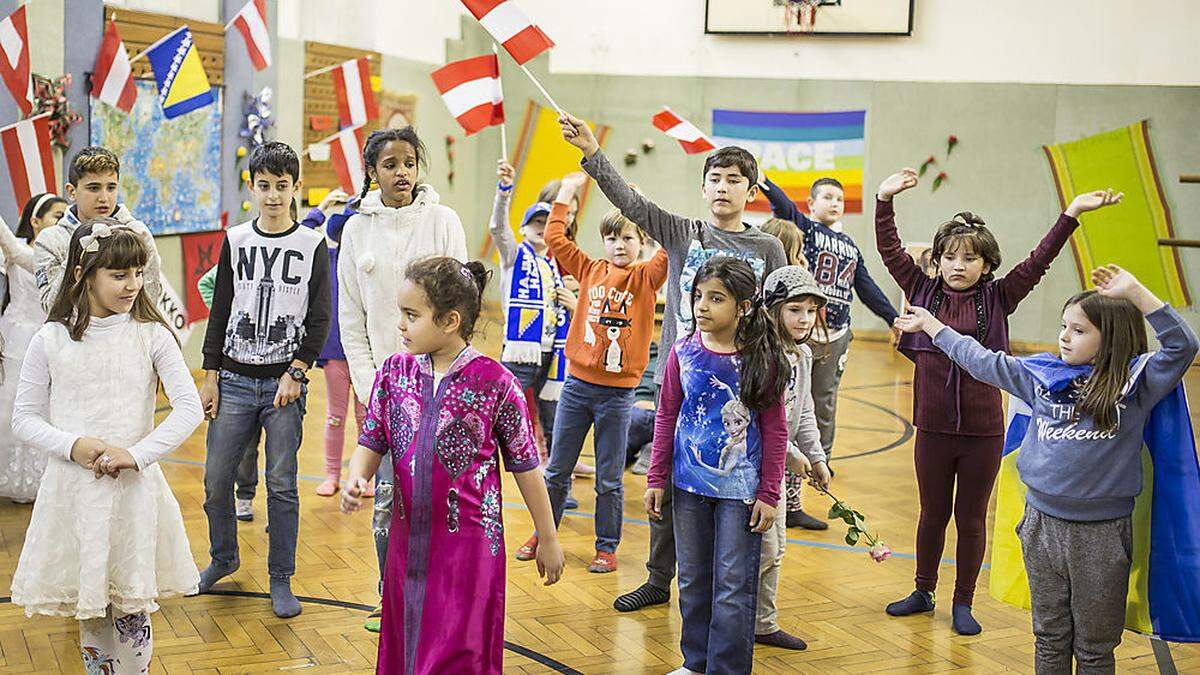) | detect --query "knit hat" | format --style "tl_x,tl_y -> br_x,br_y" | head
762,265 -> 828,307
521,202 -> 552,228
